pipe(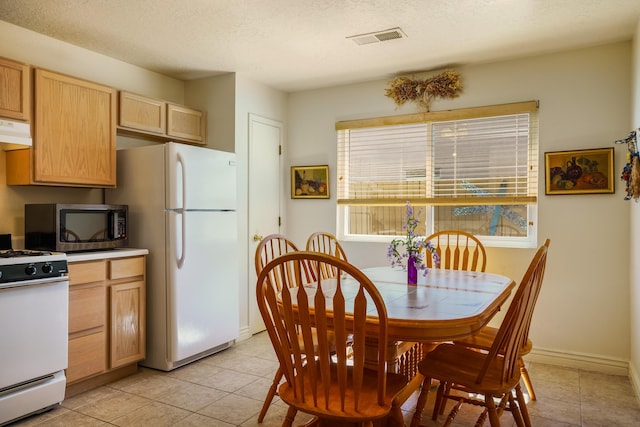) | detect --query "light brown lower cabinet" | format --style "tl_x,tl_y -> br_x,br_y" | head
66,254 -> 146,396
